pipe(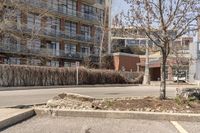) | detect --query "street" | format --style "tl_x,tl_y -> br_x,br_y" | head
0,85 -> 183,107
